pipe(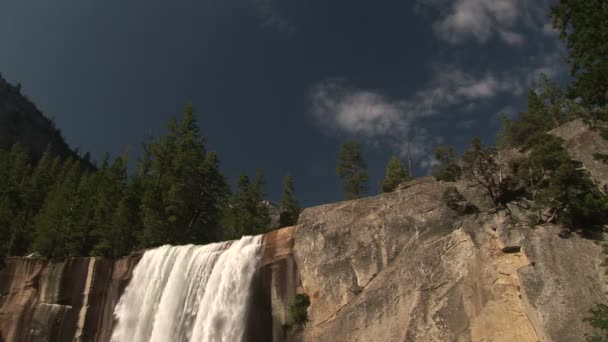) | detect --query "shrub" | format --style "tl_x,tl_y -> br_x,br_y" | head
442,187 -> 477,215
288,293 -> 311,327
584,304 -> 608,342
432,145 -> 461,182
